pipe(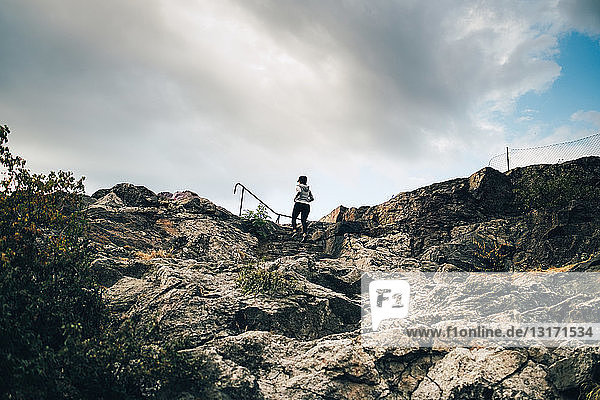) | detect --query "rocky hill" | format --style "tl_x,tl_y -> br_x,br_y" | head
88,157 -> 600,399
